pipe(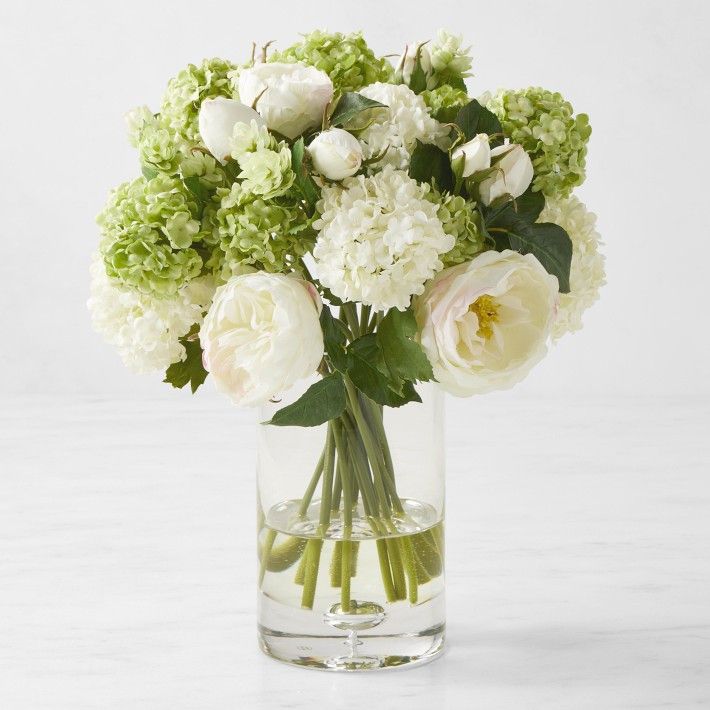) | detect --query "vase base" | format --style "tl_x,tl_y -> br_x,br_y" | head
258,592 -> 445,671
258,625 -> 445,671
